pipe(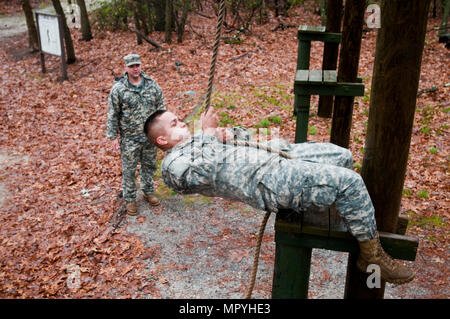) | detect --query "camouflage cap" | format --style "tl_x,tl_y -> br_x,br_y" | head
123,53 -> 141,66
